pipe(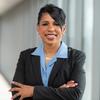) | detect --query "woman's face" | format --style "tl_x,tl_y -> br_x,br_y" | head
37,13 -> 66,46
